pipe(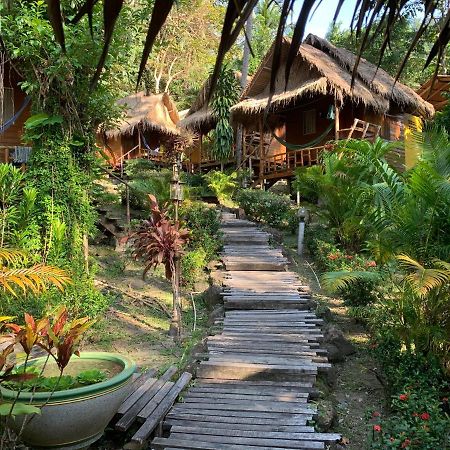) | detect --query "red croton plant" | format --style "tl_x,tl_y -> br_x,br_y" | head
132,194 -> 189,280
132,195 -> 189,338
0,308 -> 94,415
